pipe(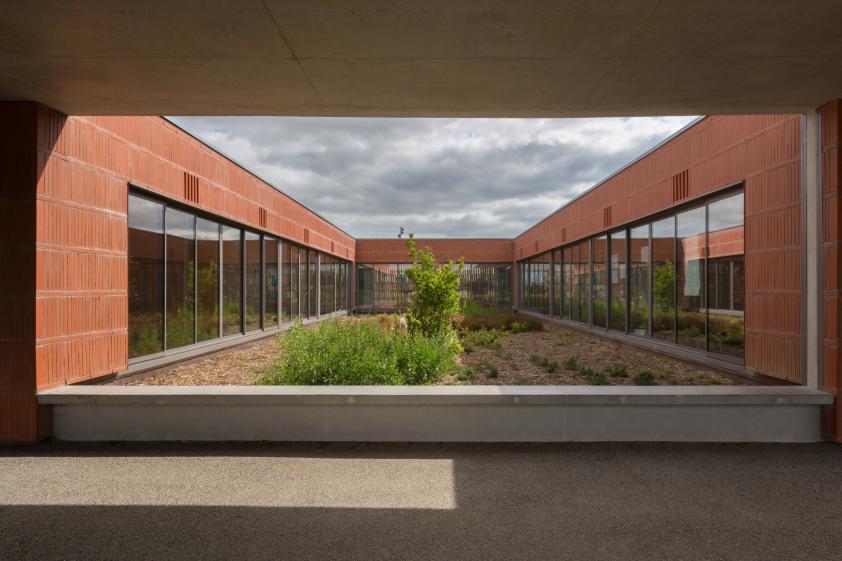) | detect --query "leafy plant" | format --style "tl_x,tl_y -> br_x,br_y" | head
633,370 -> 657,386
258,320 -> 456,385
562,356 -> 581,371
403,233 -> 464,340
581,368 -> 608,385
604,365 -> 628,378
530,354 -> 559,373
460,327 -> 501,352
